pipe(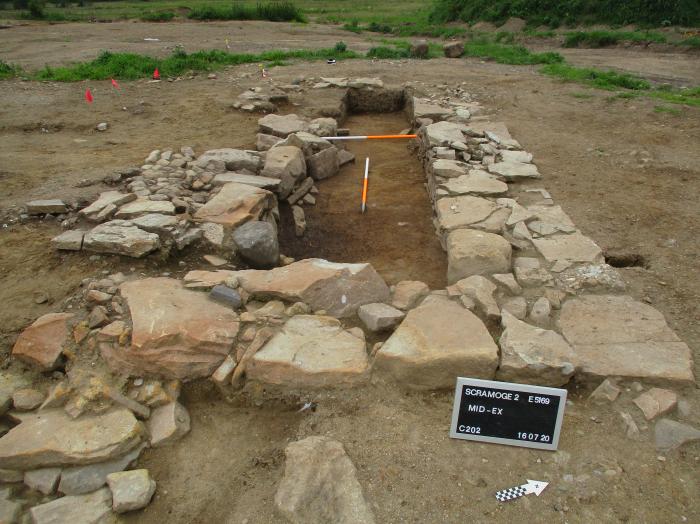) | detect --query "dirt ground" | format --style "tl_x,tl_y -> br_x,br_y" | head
1,20 -> 699,523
